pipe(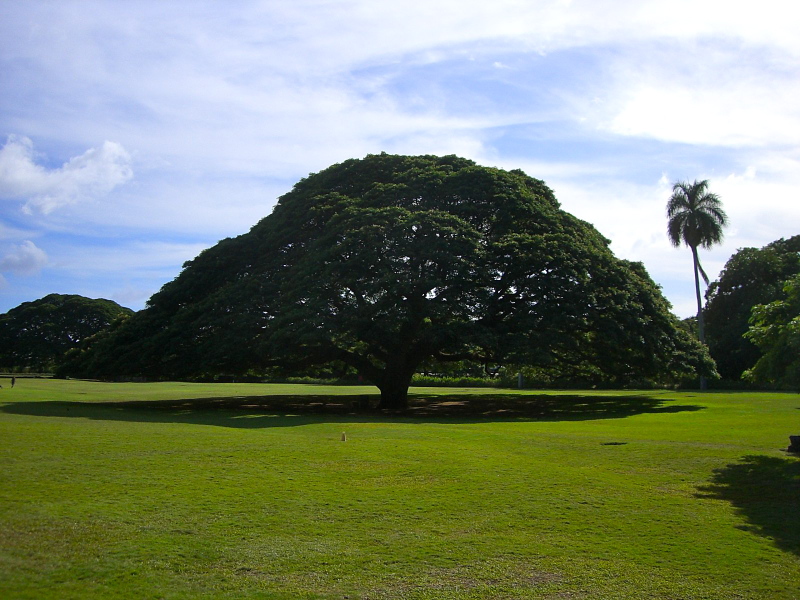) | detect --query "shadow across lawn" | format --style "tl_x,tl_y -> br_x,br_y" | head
696,454 -> 800,556
0,392 -> 703,428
